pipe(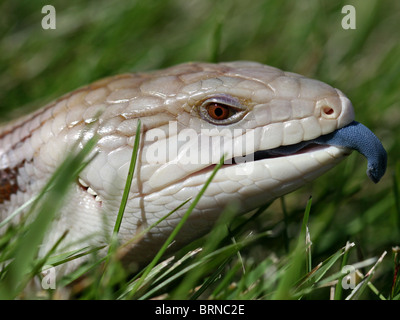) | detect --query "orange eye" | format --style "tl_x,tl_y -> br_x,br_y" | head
199,95 -> 246,125
207,103 -> 231,120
